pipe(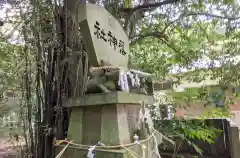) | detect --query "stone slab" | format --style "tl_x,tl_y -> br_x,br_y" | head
78,3 -> 129,68
63,91 -> 154,107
